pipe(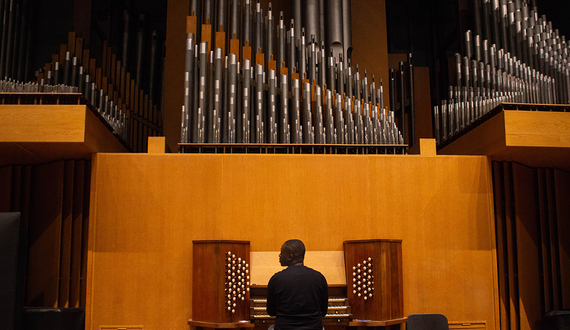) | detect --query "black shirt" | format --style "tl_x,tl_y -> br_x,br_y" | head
267,265 -> 329,330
